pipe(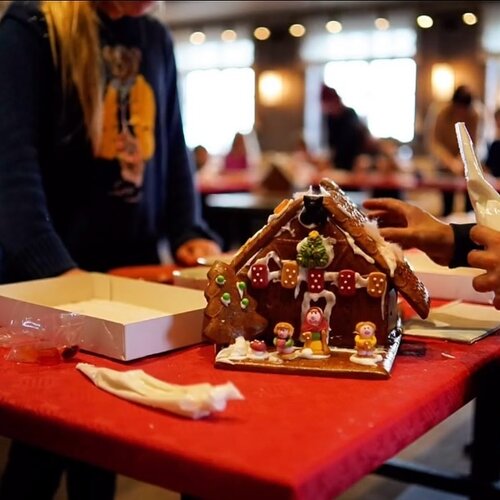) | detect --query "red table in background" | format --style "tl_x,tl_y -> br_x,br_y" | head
0,320 -> 498,499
